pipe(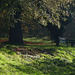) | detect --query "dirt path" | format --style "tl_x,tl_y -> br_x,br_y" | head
0,39 -> 8,42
